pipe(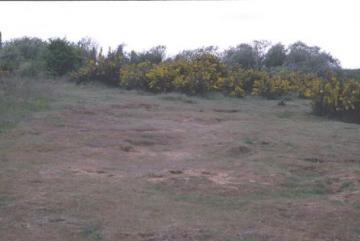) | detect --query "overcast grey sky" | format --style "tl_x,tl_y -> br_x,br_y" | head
0,0 -> 359,68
